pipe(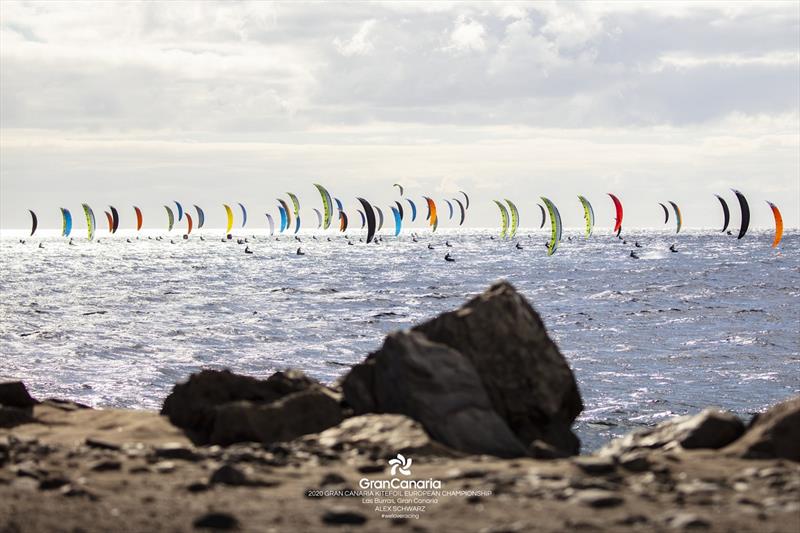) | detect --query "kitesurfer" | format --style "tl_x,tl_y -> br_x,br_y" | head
200,236 -> 205,241
630,250 -> 639,259
69,238 -> 75,245
427,244 -> 434,250
244,246 -> 253,254
412,236 -> 418,242
183,235 -> 188,240
126,238 -> 132,243
226,234 -> 232,240
515,242 -> 523,250
444,253 -> 455,262
296,247 -> 305,256
445,241 -> 452,247
38,243 -> 44,249
634,241 -> 642,248
669,244 -> 678,253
